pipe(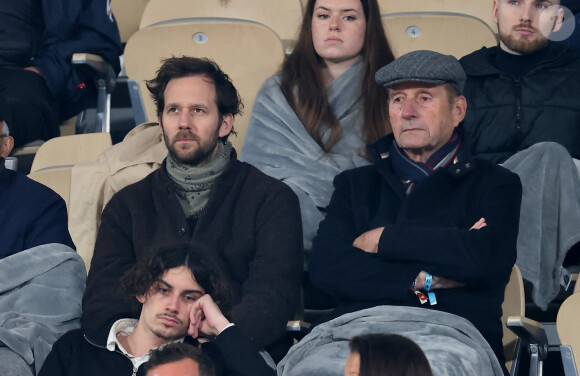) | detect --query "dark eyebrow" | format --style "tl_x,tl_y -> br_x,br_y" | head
156,278 -> 204,296
164,103 -> 209,110
315,6 -> 361,14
